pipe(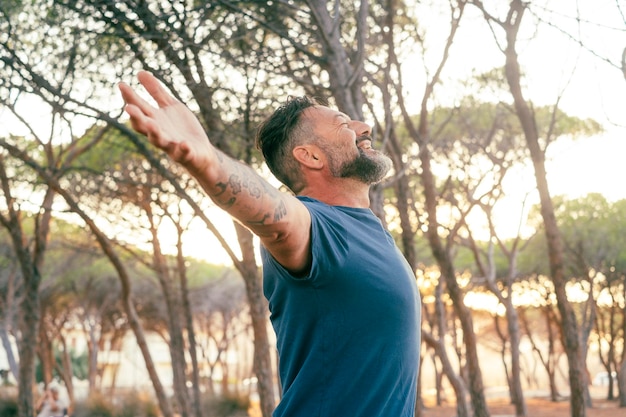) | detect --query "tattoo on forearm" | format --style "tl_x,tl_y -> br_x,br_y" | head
210,159 -> 282,224
229,174 -> 242,194
274,199 -> 287,222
